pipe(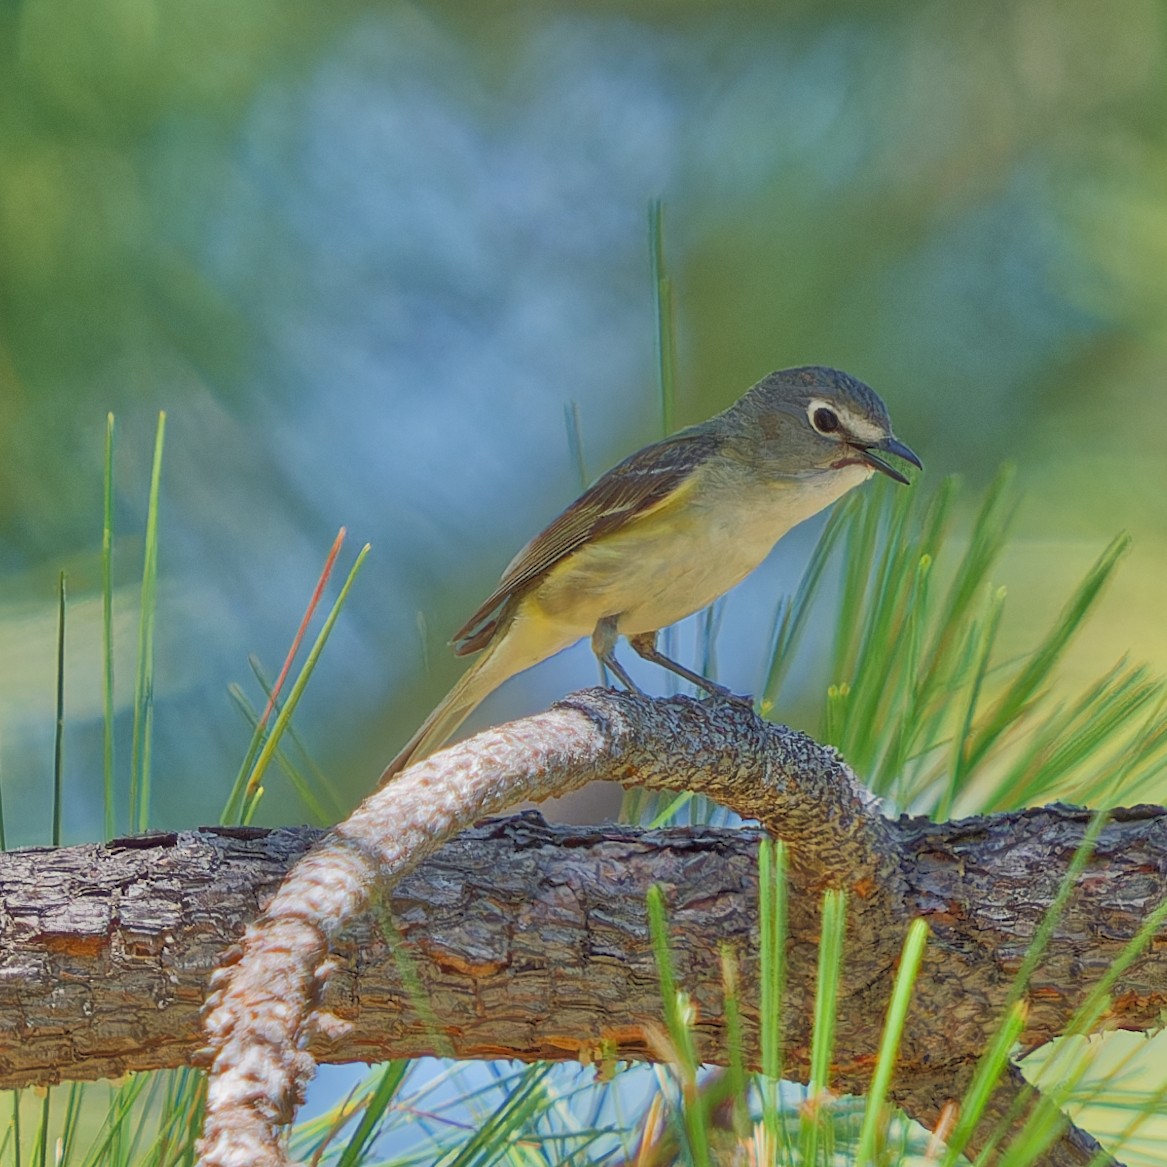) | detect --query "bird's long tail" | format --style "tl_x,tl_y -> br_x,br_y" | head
379,633 -> 528,785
